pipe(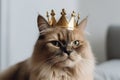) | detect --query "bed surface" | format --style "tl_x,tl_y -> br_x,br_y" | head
94,60 -> 120,80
